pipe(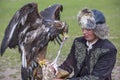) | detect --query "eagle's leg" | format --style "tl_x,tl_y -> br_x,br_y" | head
36,46 -> 48,67
36,46 -> 51,80
27,46 -> 47,80
25,60 -> 45,80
